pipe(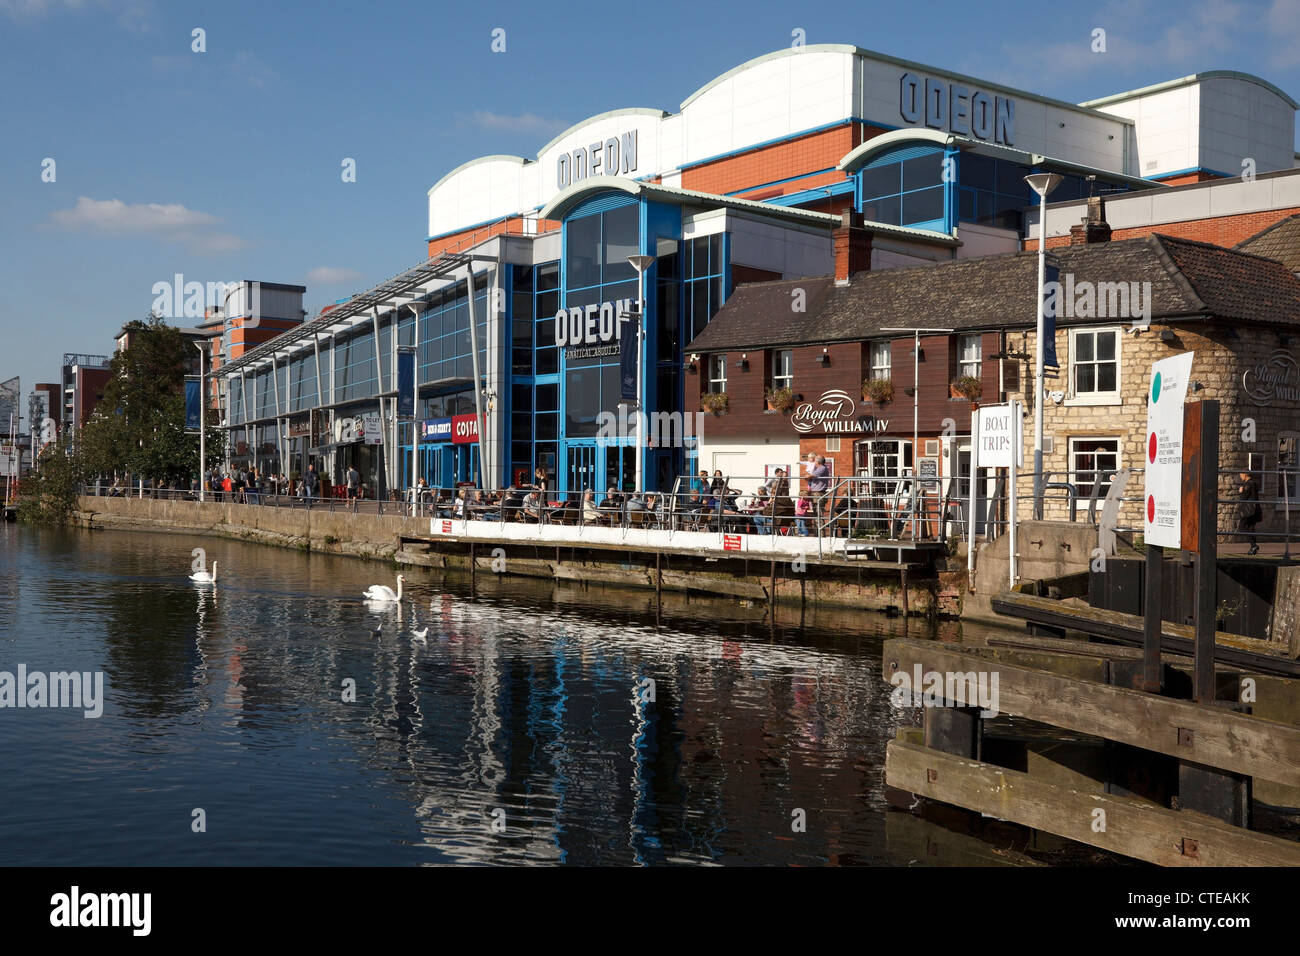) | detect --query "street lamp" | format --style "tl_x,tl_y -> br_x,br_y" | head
194,340 -> 208,503
627,254 -> 656,495
1024,172 -> 1063,513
